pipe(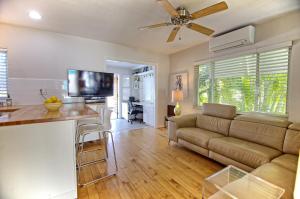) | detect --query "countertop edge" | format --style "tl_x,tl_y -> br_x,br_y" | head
0,104 -> 99,127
